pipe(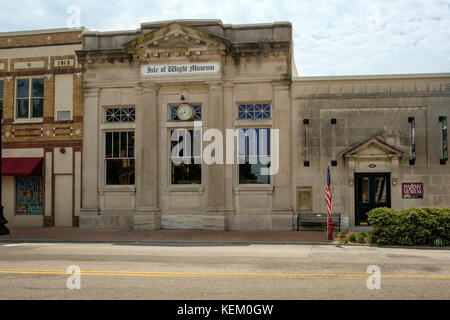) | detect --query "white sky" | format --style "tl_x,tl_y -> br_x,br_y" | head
0,0 -> 449,76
